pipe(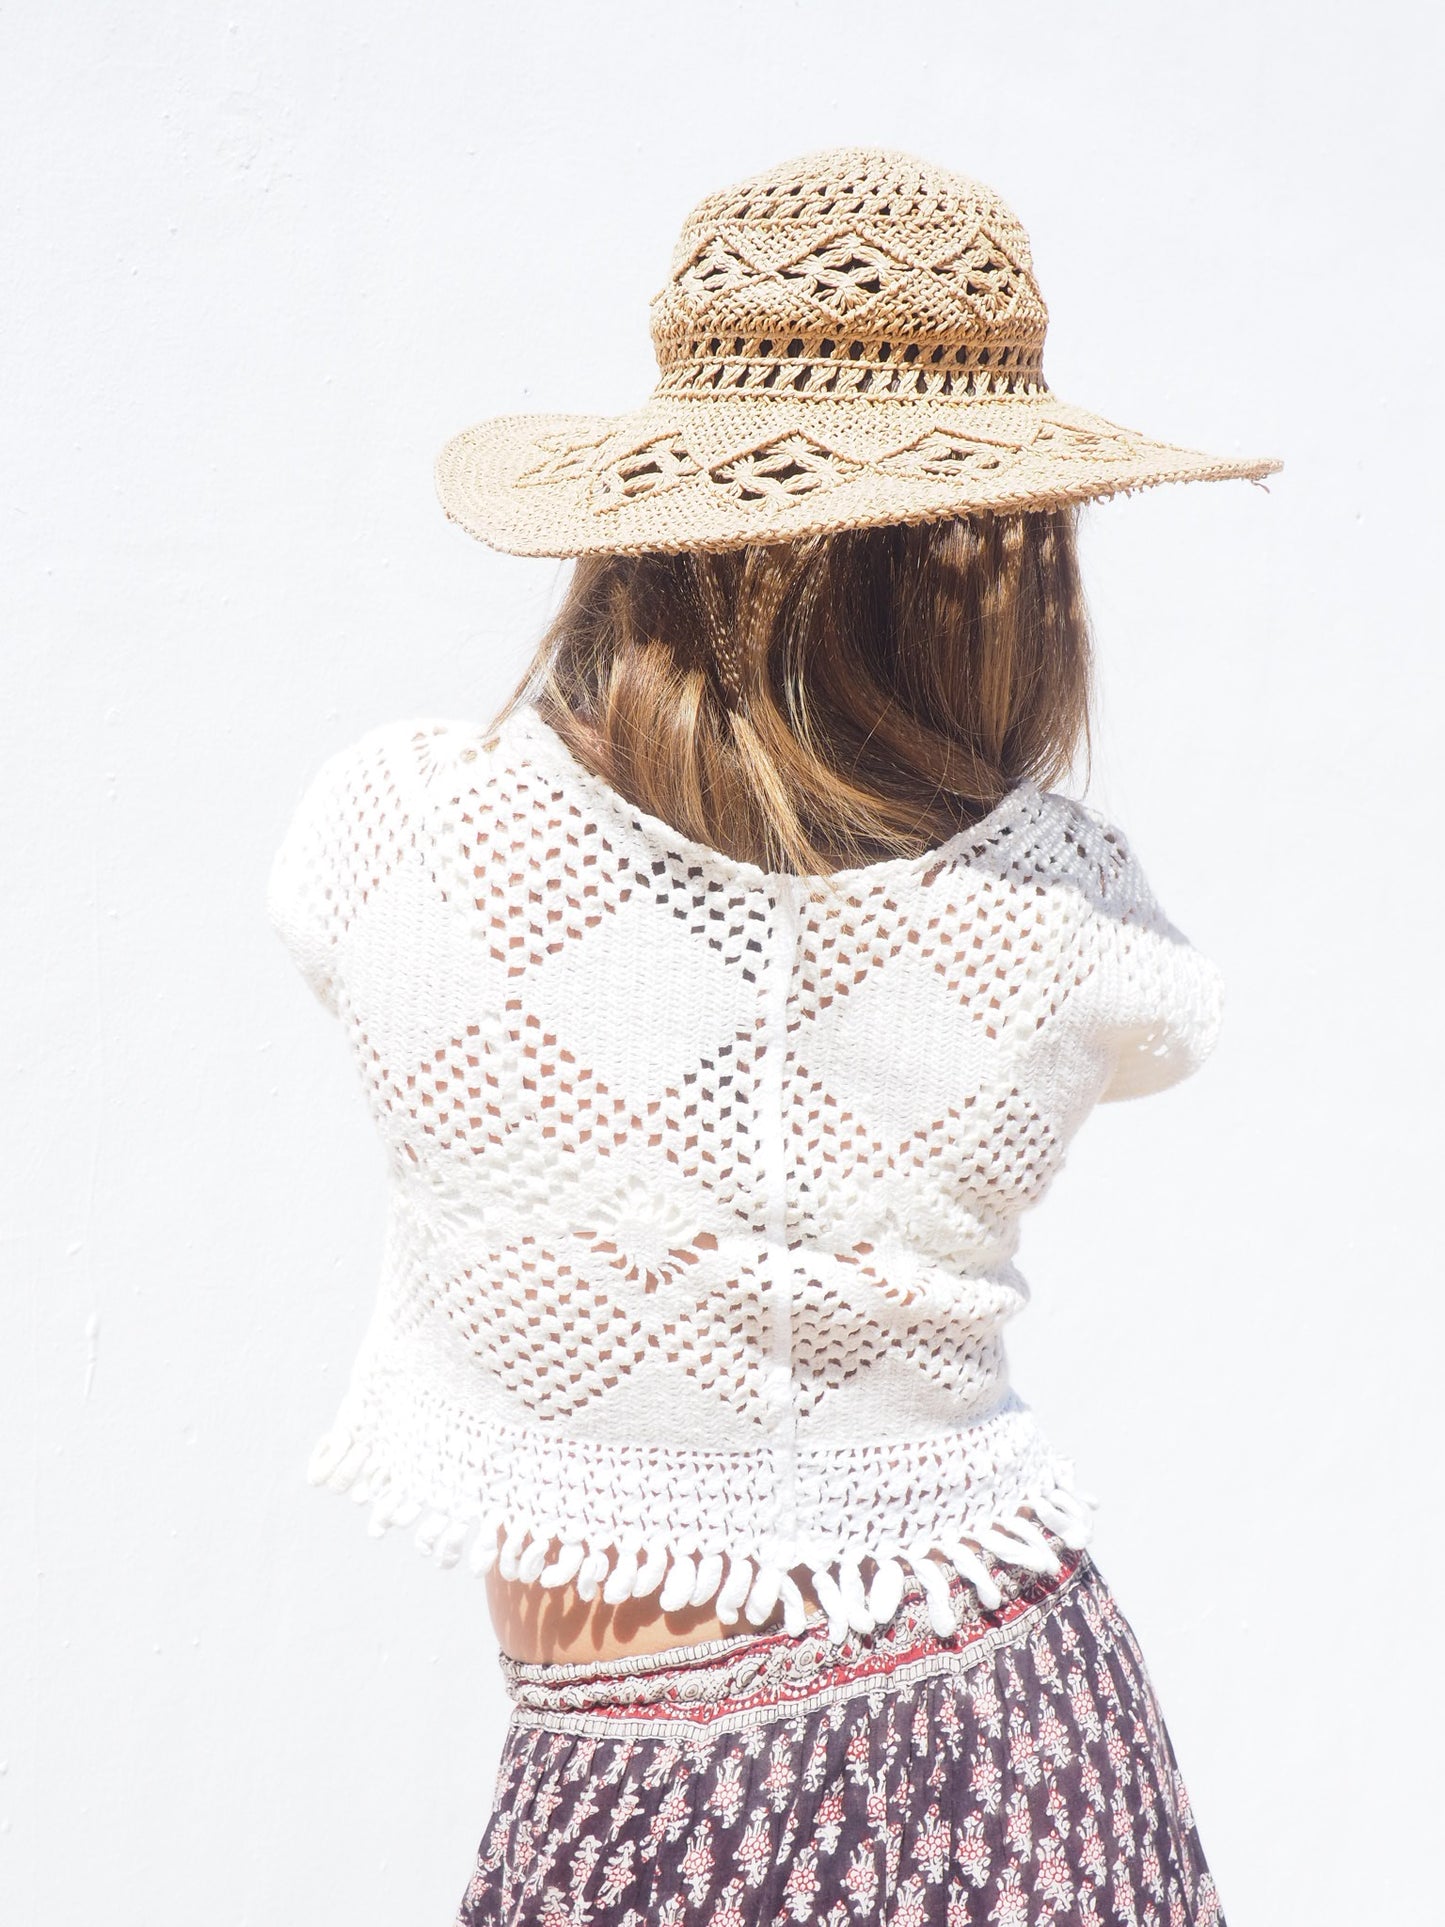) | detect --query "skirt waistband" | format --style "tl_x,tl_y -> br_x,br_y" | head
498,1544 -> 1089,1734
